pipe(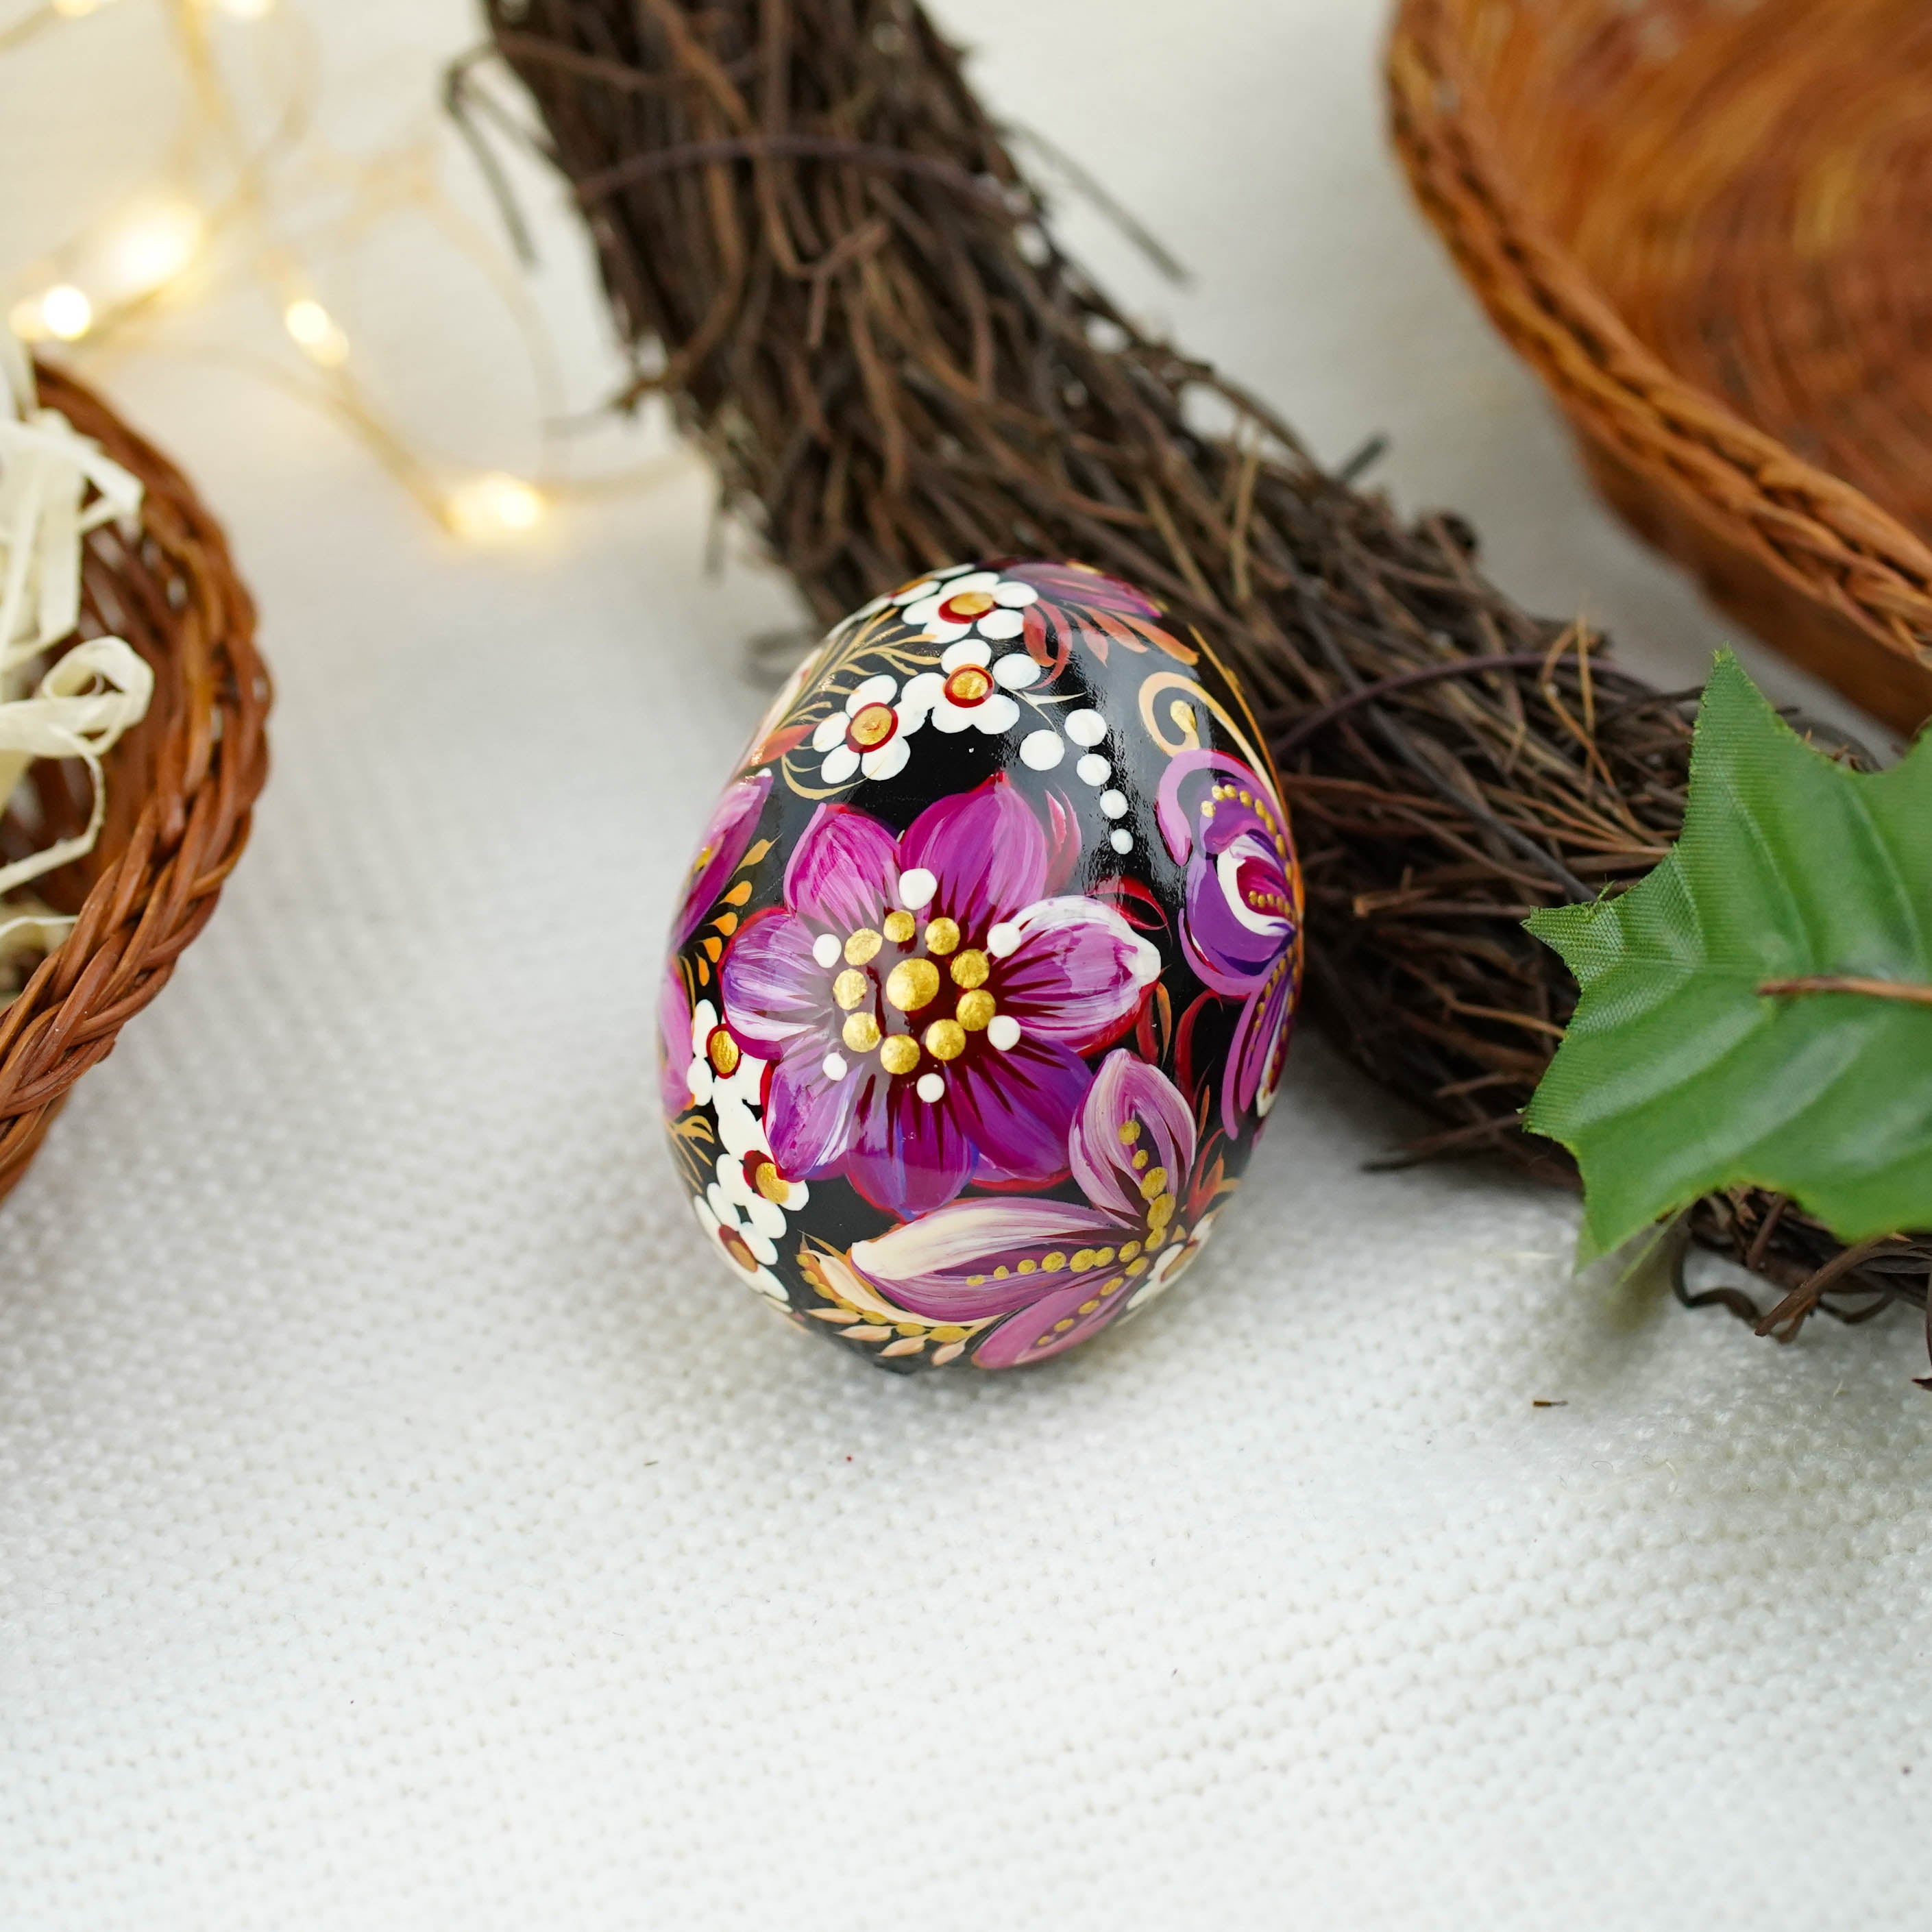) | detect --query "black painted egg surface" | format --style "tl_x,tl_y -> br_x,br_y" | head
659,560 -> 1303,1371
